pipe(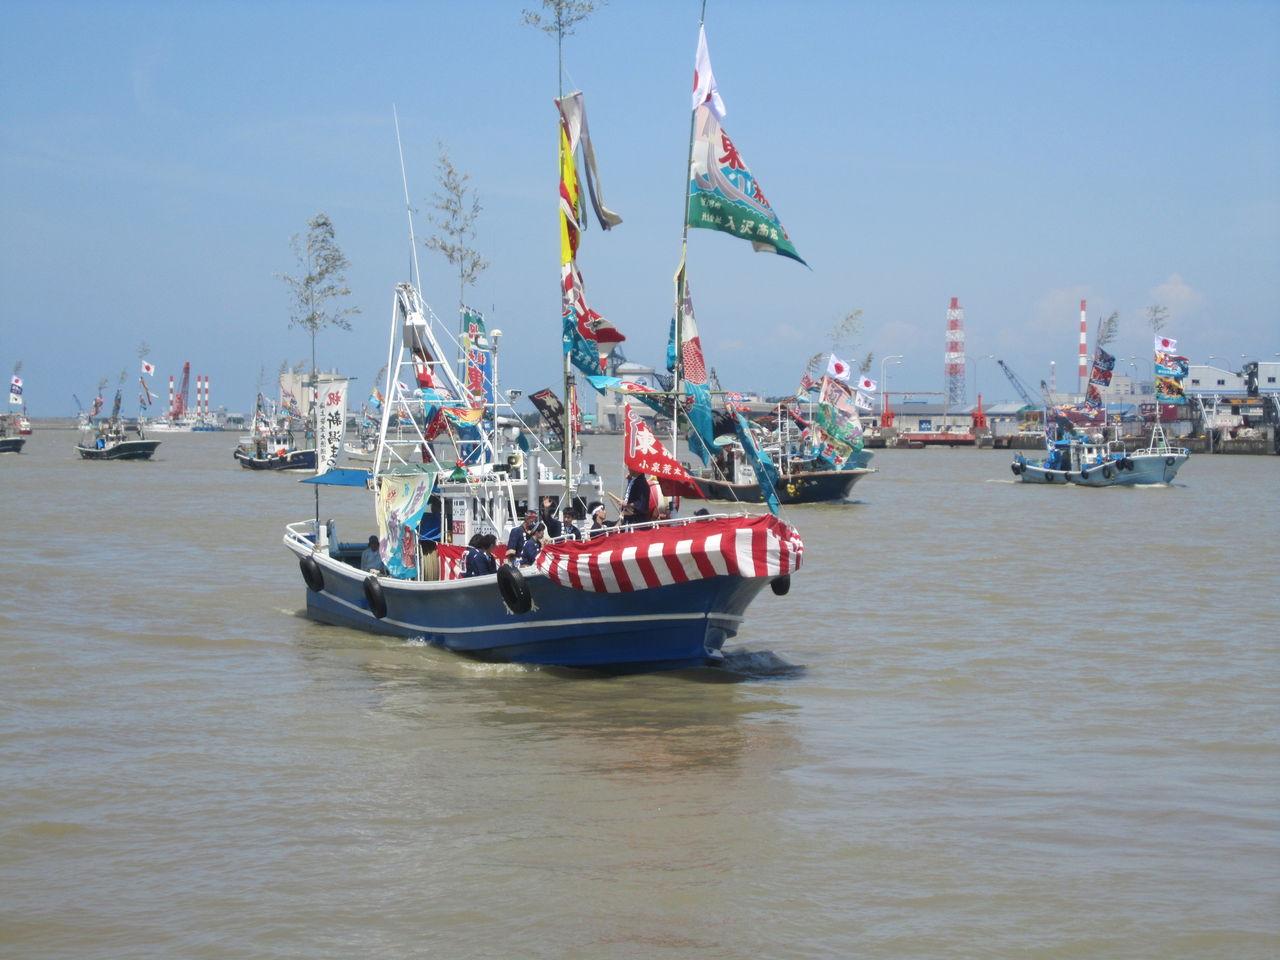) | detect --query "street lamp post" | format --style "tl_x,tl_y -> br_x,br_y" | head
880,354 -> 903,428
967,354 -> 994,405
